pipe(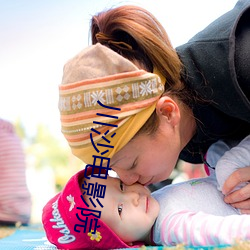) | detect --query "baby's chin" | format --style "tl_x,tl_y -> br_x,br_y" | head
118,228 -> 150,245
